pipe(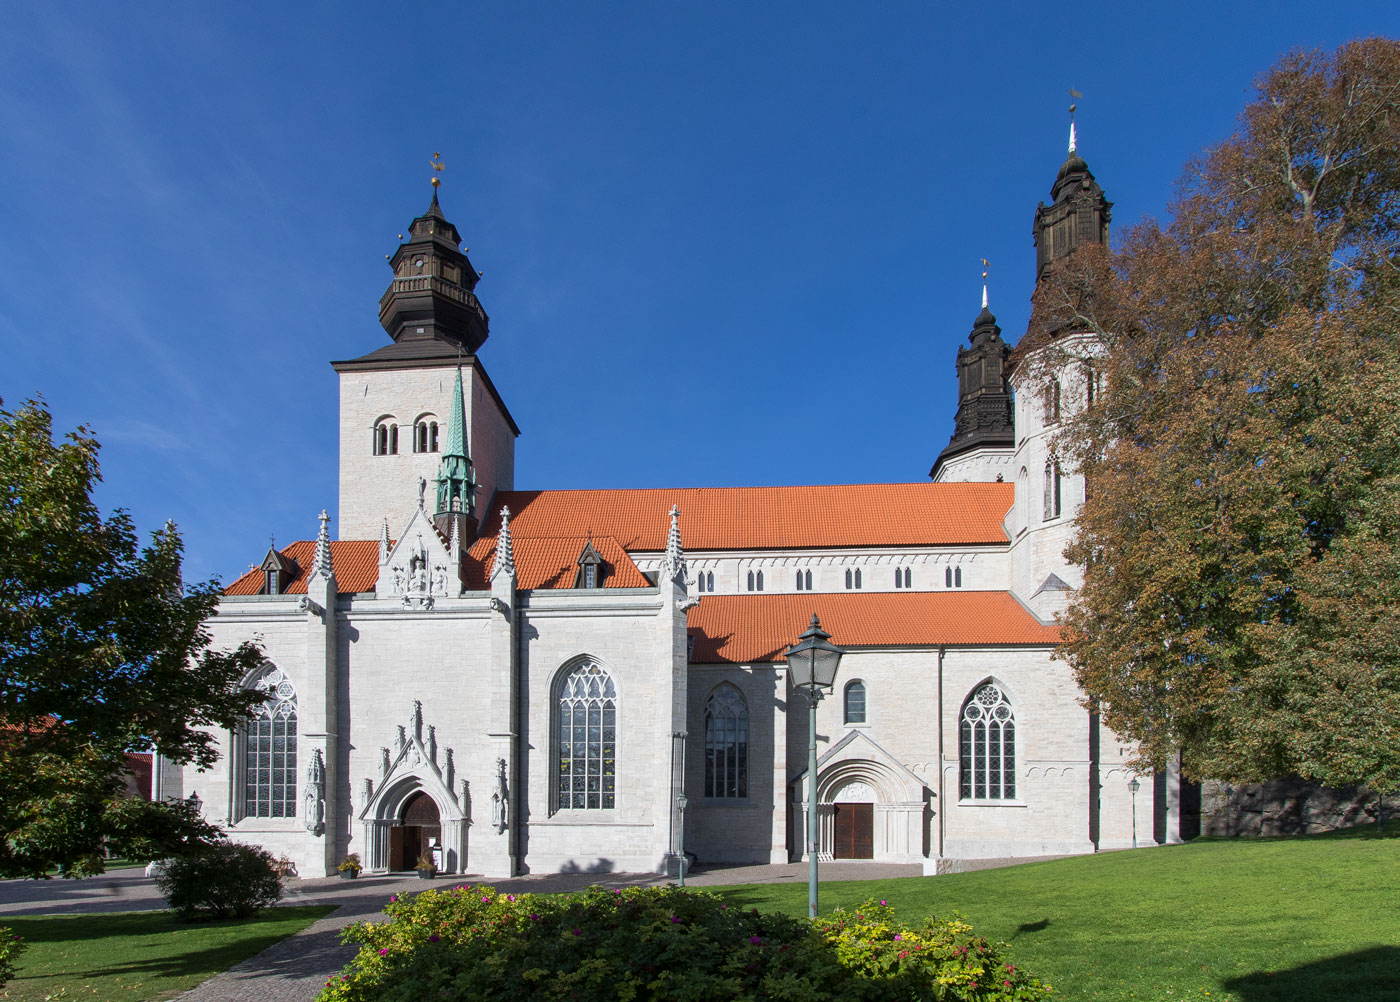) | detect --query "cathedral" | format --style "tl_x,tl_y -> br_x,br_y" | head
161,132 -> 1194,877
